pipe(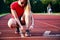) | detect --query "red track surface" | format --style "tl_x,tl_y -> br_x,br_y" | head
0,14 -> 60,40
